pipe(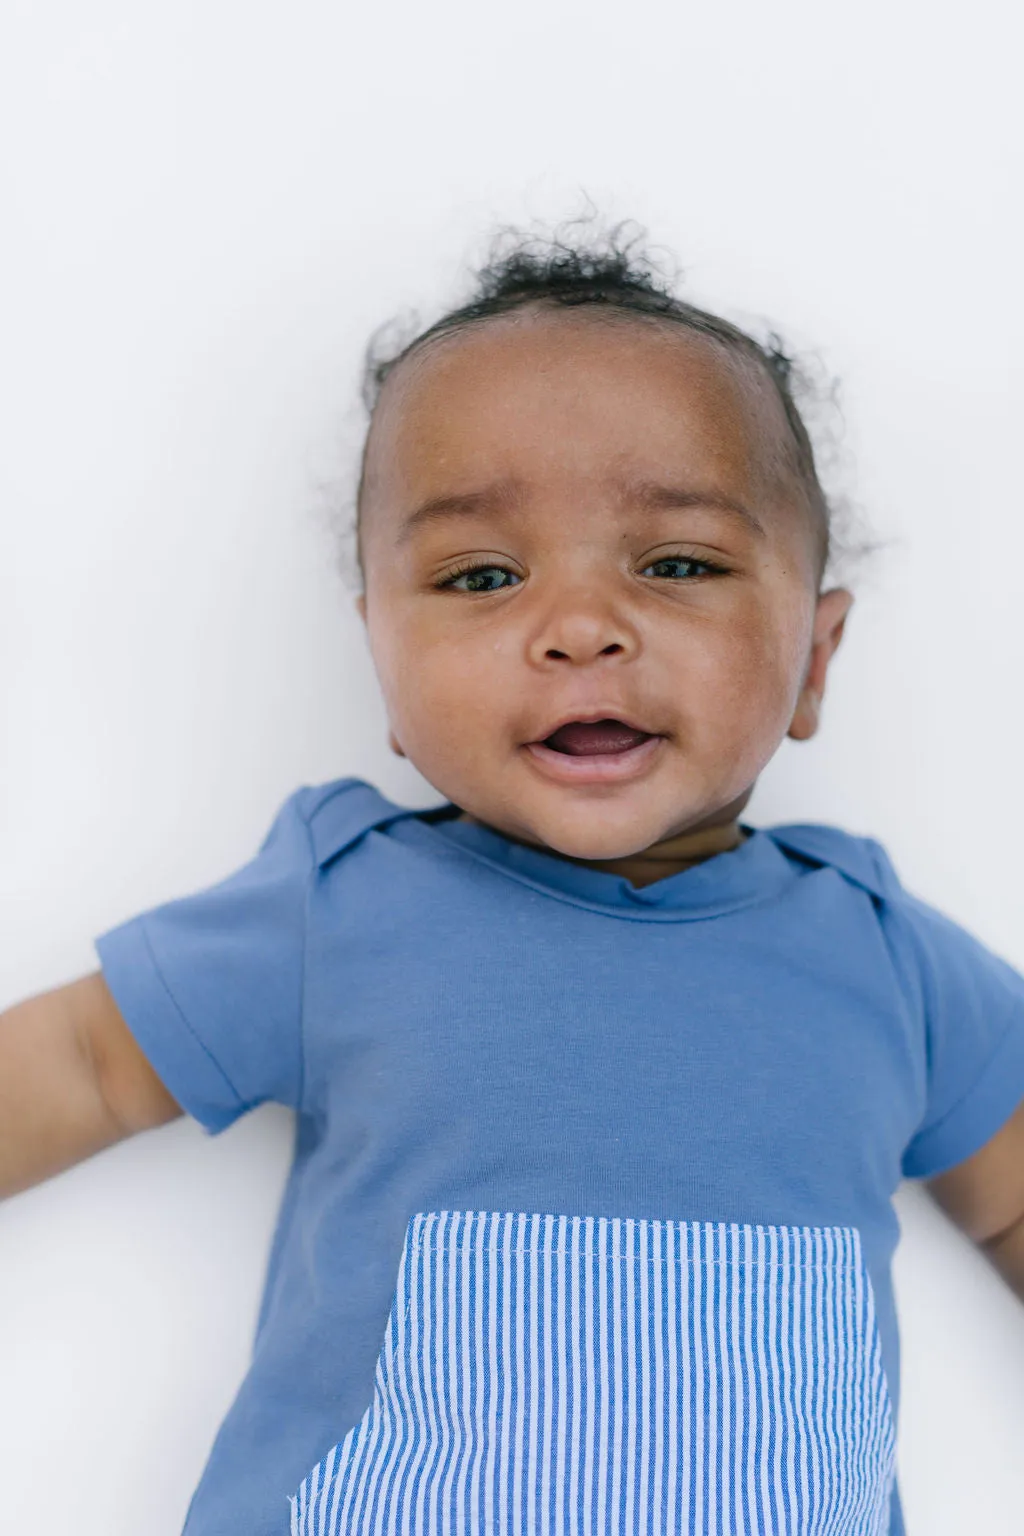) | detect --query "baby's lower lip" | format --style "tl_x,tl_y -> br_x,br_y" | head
522,733 -> 665,784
